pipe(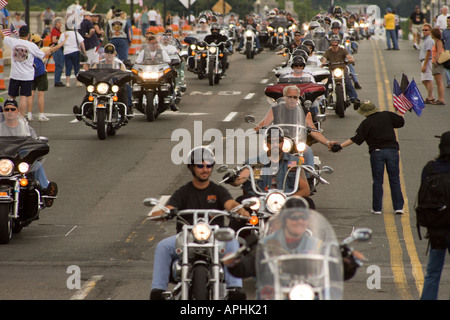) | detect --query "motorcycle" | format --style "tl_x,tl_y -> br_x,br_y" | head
186,39 -> 208,79
323,61 -> 352,118
0,117 -> 56,244
269,25 -> 292,49
206,41 -> 228,86
237,206 -> 371,299
74,64 -> 133,140
145,197 -> 253,300
131,56 -> 180,122
241,25 -> 259,59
